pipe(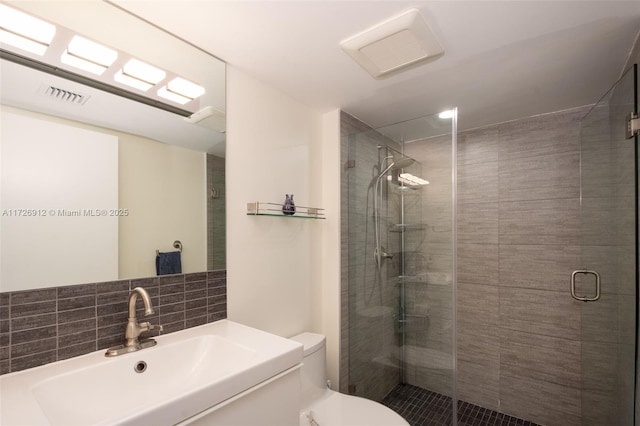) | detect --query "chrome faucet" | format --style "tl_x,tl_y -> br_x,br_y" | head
105,287 -> 163,357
